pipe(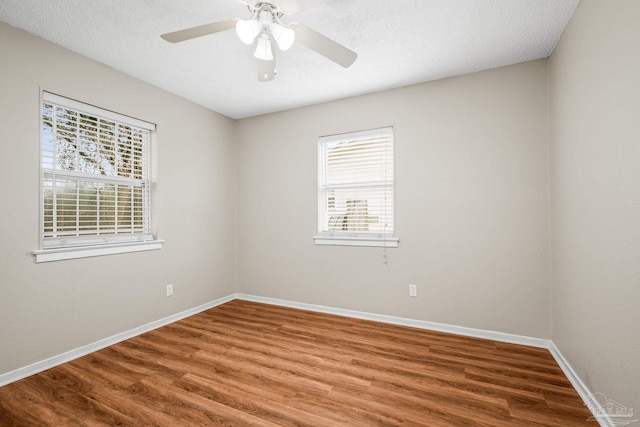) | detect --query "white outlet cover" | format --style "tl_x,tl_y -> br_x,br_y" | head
409,284 -> 417,297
